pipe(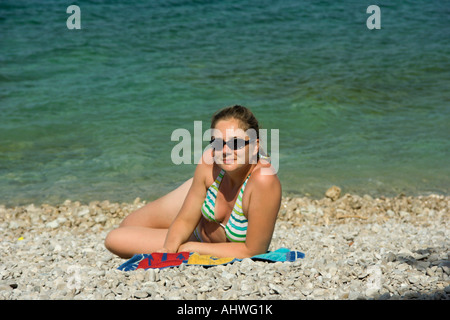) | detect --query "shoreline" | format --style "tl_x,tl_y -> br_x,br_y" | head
1,188 -> 448,237
1,189 -> 449,300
